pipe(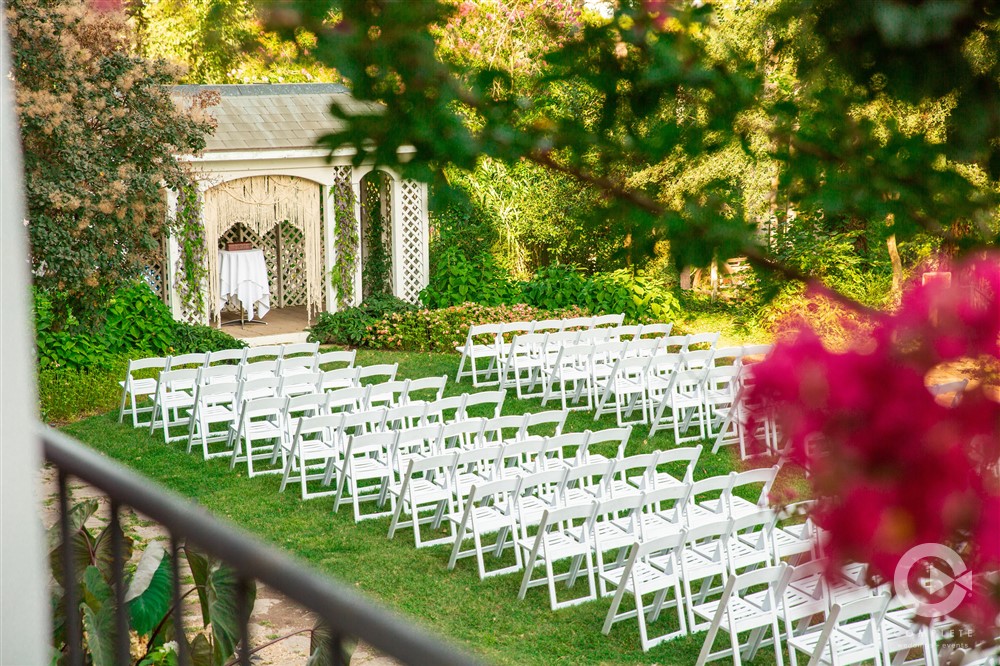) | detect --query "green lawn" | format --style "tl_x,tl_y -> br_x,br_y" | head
64,349 -> 788,665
